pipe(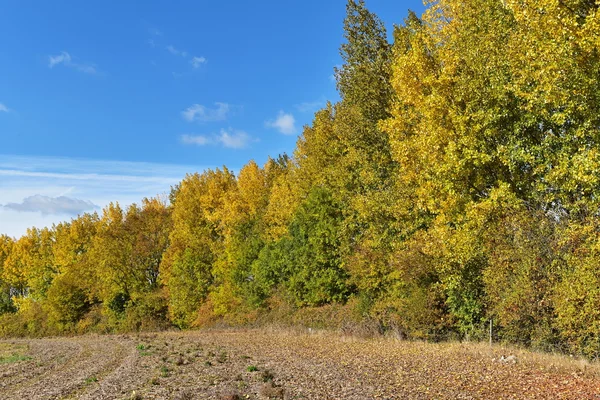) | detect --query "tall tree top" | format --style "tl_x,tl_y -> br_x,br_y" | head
335,0 -> 393,123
